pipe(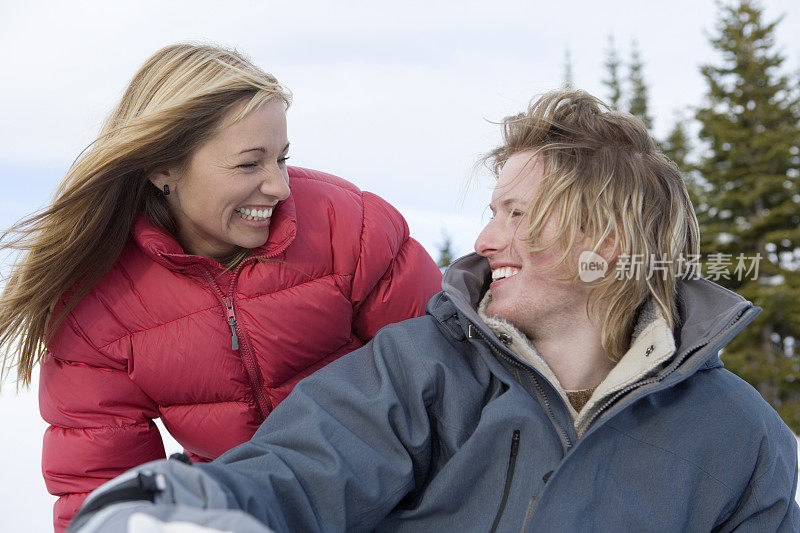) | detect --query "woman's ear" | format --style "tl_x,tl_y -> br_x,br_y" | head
148,168 -> 177,195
